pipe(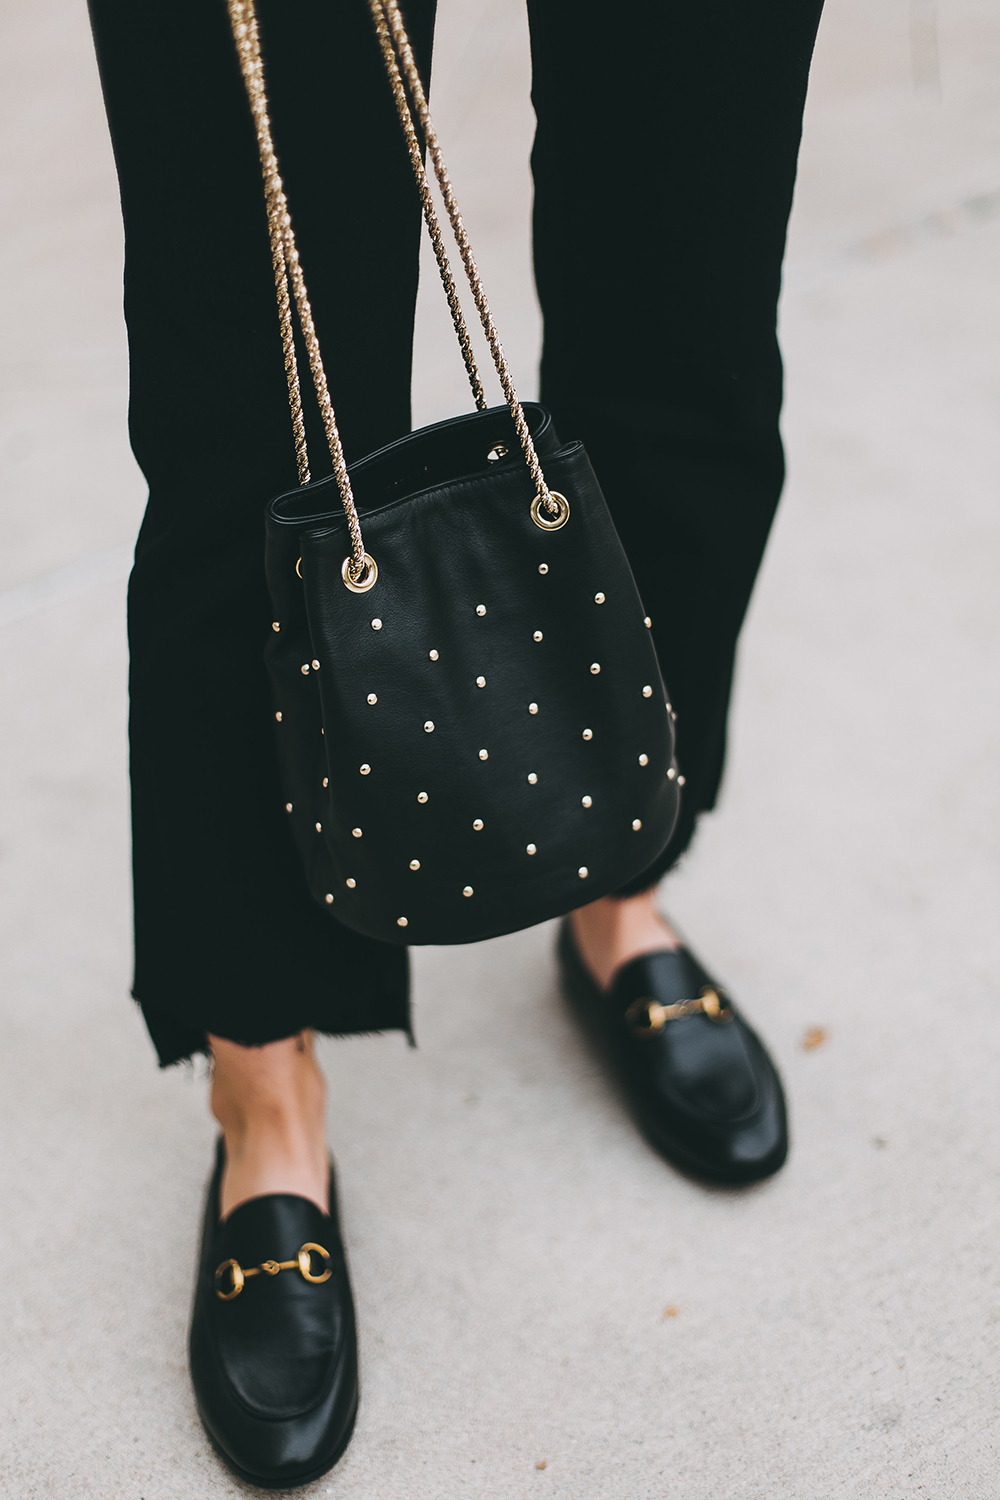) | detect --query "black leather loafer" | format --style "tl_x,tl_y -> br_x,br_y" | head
558,921 -> 788,1183
189,1141 -> 359,1489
